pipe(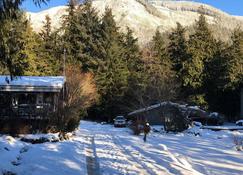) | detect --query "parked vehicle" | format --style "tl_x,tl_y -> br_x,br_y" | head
236,120 -> 243,126
114,116 -> 126,127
